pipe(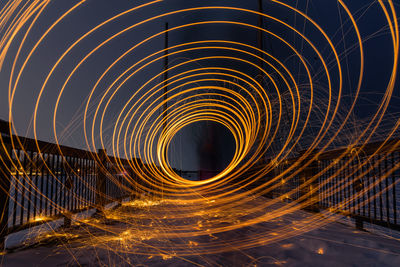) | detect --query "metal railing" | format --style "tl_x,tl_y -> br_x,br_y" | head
0,120 -> 135,250
315,140 -> 399,230
265,139 -> 400,231
1,117 -> 399,250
